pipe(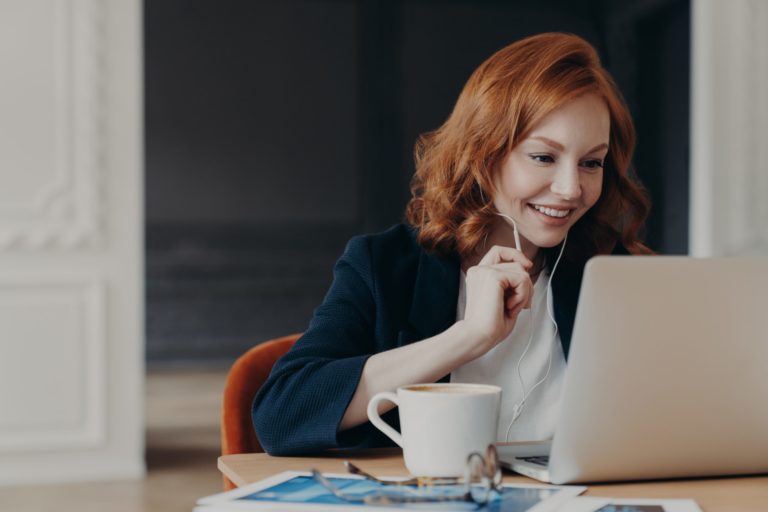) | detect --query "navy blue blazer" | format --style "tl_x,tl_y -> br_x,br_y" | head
252,224 -> 625,455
